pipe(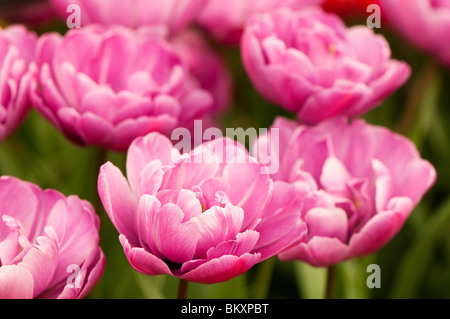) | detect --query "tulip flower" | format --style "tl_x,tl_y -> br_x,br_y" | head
30,25 -> 213,151
0,25 -> 37,142
0,176 -> 105,299
49,0 -> 206,35
252,116 -> 436,266
241,7 -> 411,124
379,0 -> 450,67
98,132 -> 306,284
196,0 -> 322,44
